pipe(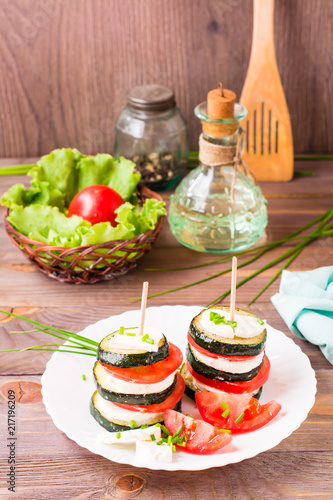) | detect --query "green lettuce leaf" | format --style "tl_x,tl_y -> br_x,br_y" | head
29,148 -> 83,208
78,155 -> 141,200
1,148 -> 140,211
0,182 -> 42,210
6,199 -> 166,247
